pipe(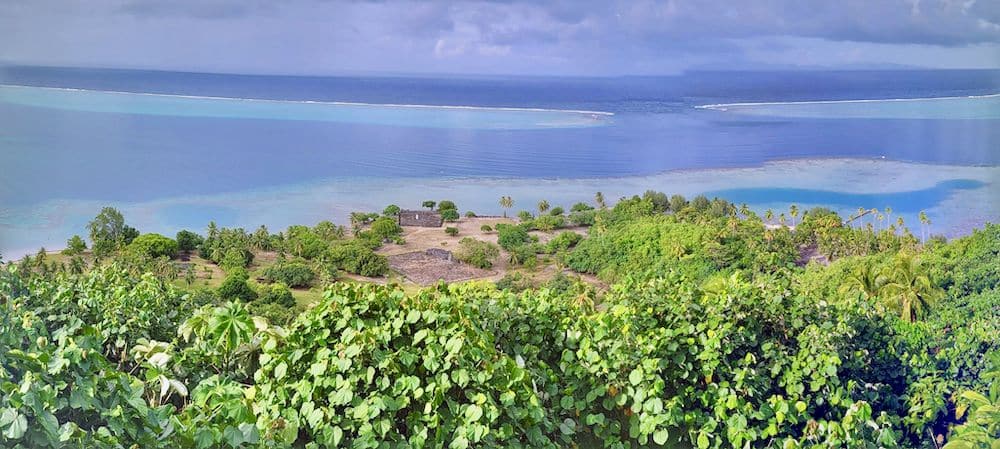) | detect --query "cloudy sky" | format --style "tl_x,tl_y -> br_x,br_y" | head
1,0 -> 998,75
